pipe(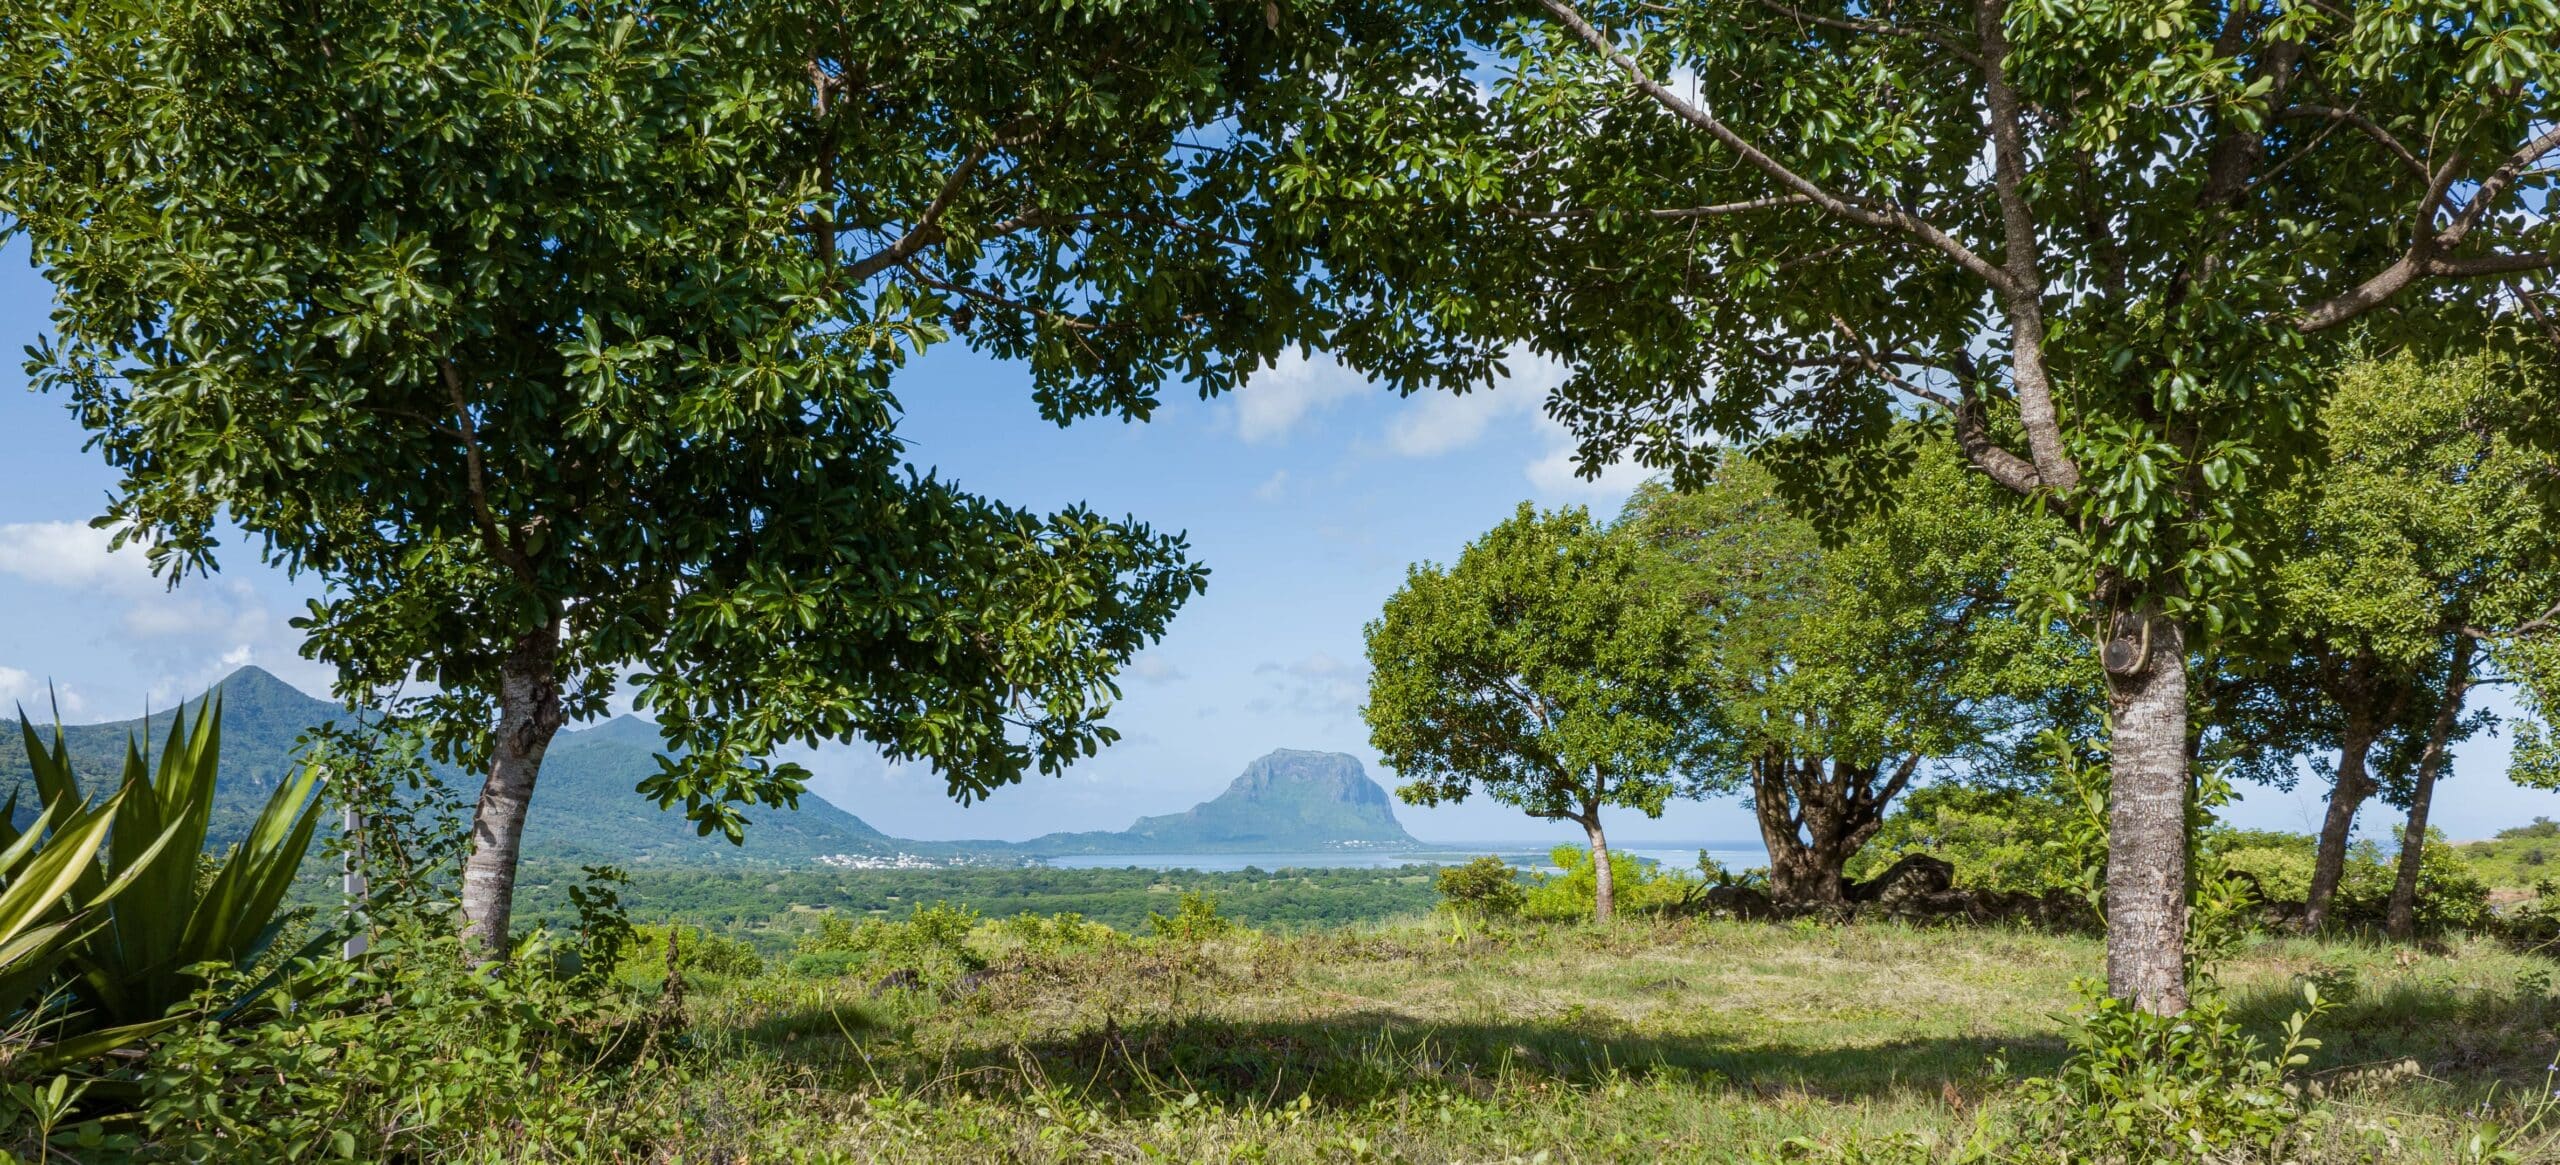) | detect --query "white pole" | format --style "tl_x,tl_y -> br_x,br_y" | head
342,804 -> 369,958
